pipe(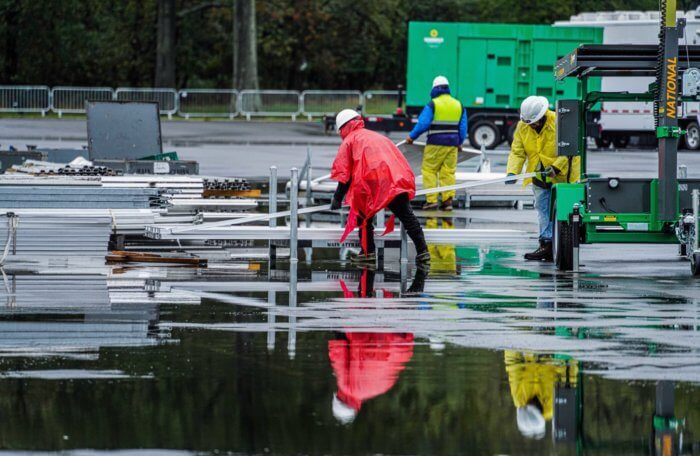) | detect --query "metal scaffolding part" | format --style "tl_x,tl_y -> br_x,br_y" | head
0,212 -> 112,259
145,225 -> 525,242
